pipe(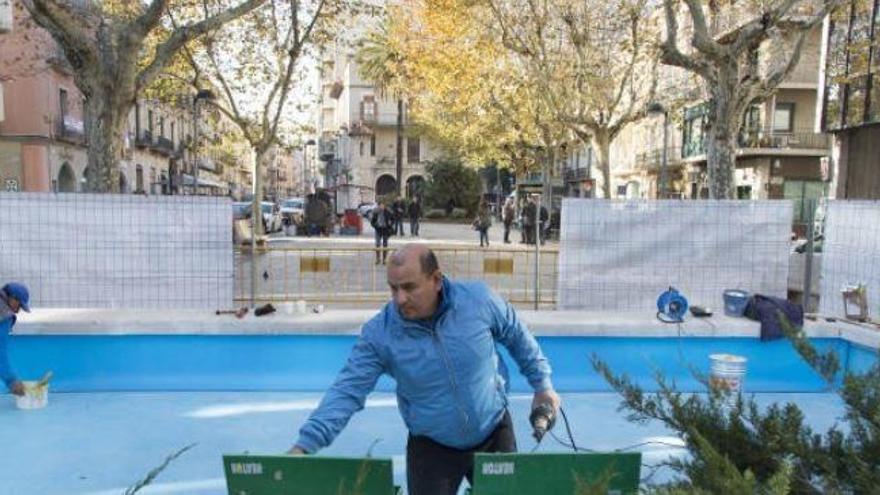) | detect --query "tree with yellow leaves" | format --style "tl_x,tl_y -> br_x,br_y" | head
395,0 -> 575,201
486,0 -> 660,199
